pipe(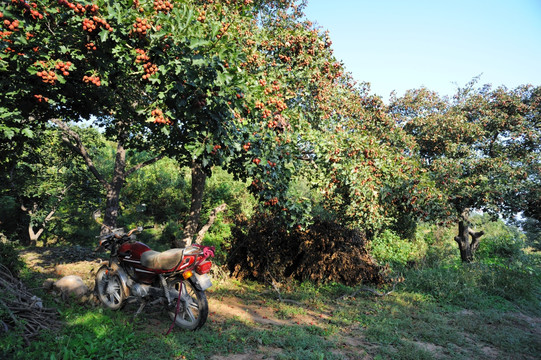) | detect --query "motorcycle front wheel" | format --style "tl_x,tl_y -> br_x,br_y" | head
95,266 -> 126,310
167,278 -> 208,331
